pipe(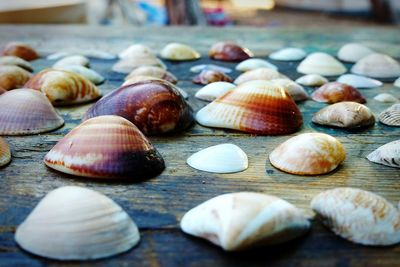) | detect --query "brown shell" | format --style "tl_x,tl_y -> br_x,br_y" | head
379,104 -> 400,126
0,65 -> 32,90
83,80 -> 193,135
209,42 -> 253,62
1,42 -> 39,61
125,66 -> 177,84
0,86 -> 6,95
0,137 -> 11,167
311,82 -> 366,104
192,70 -> 233,85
